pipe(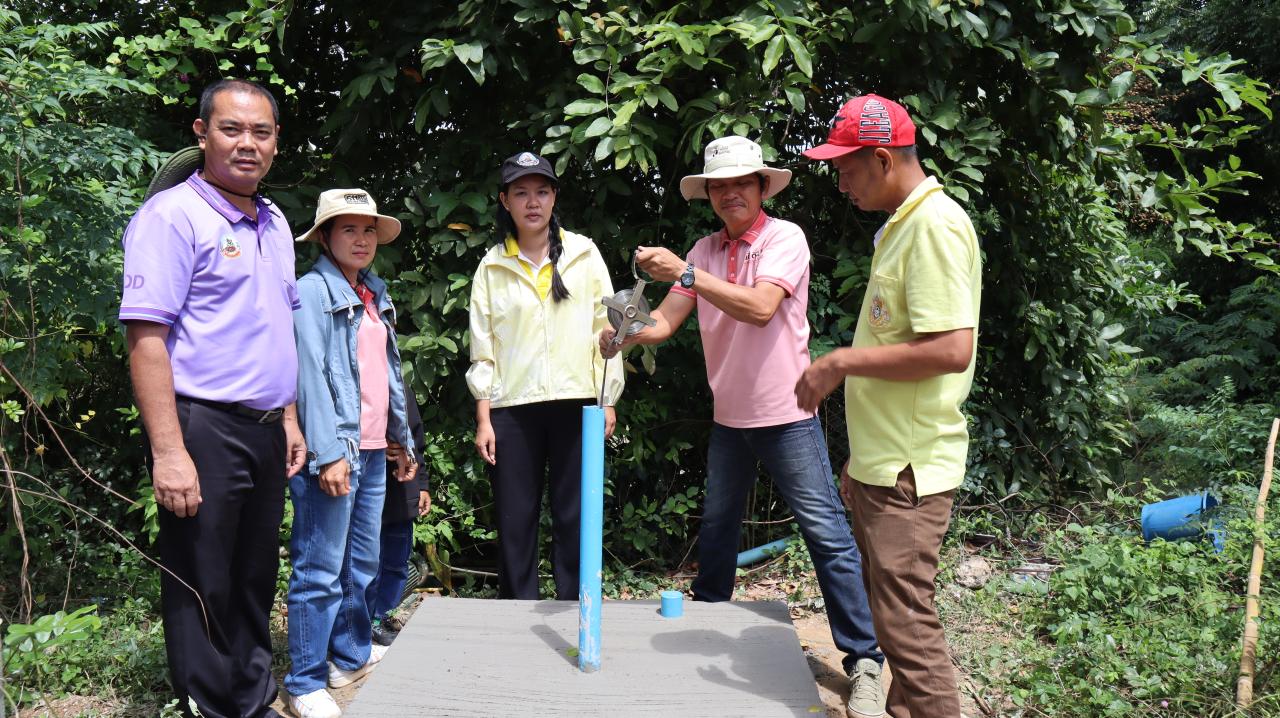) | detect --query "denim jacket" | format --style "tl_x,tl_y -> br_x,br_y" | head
294,254 -> 415,475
